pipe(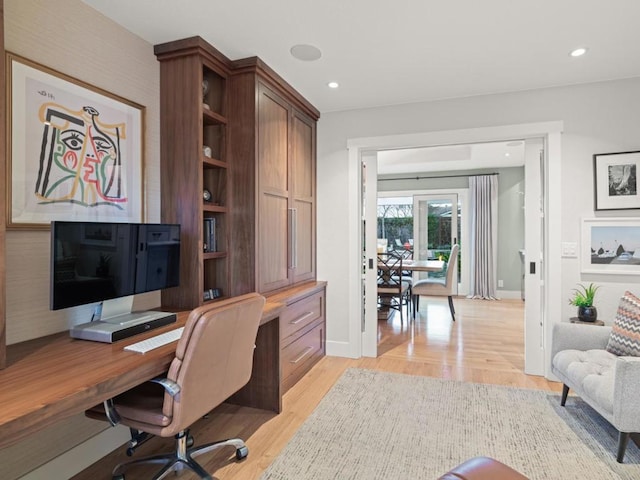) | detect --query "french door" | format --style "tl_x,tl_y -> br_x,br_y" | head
412,194 -> 459,289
